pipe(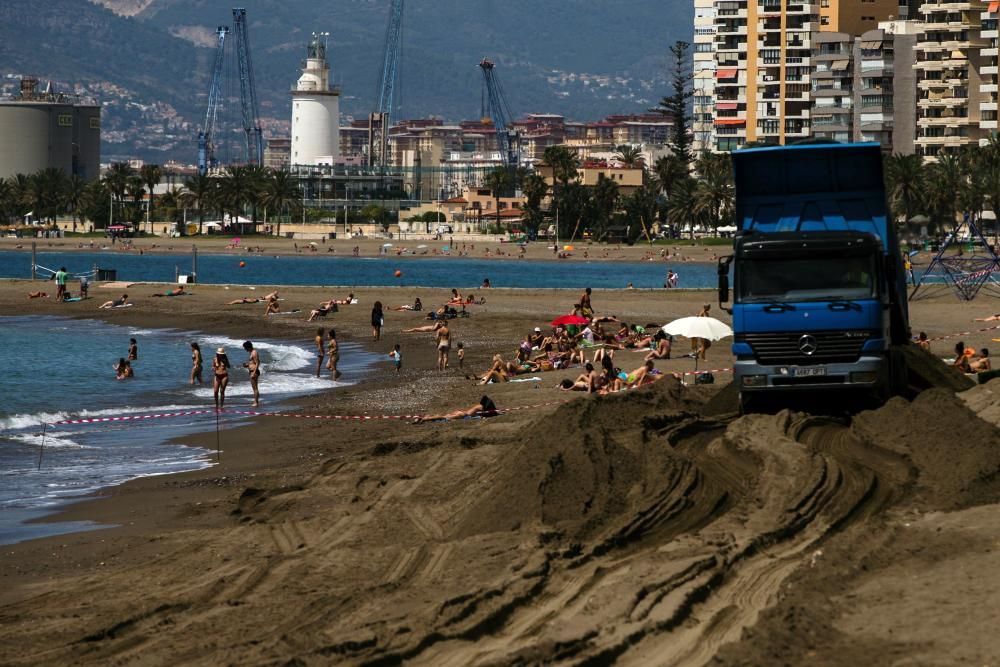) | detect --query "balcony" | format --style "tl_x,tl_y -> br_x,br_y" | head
982,120 -> 999,129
